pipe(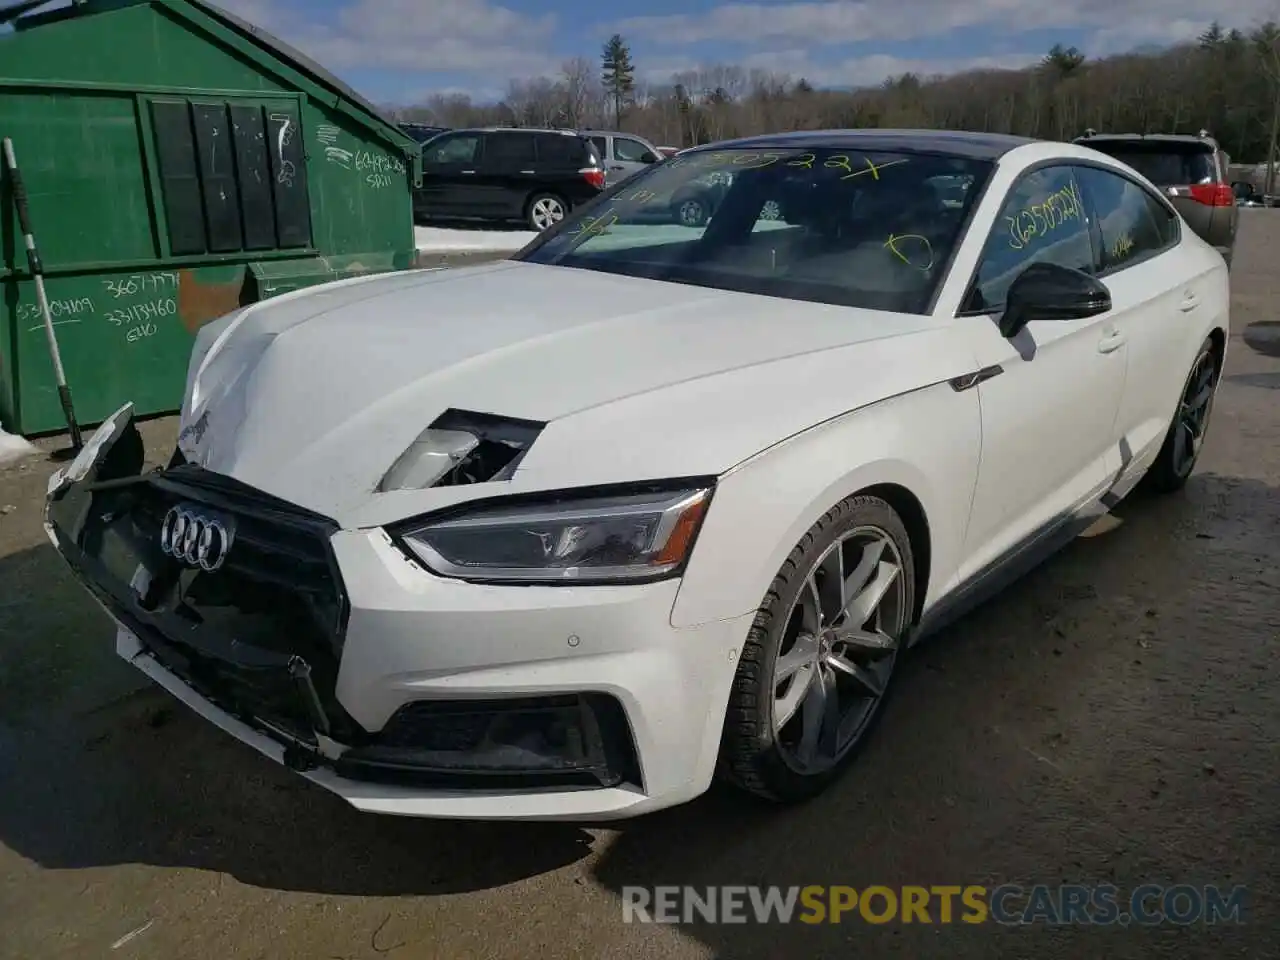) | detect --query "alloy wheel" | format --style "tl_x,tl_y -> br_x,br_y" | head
530,197 -> 565,230
771,526 -> 908,774
1173,350 -> 1218,477
678,199 -> 706,227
